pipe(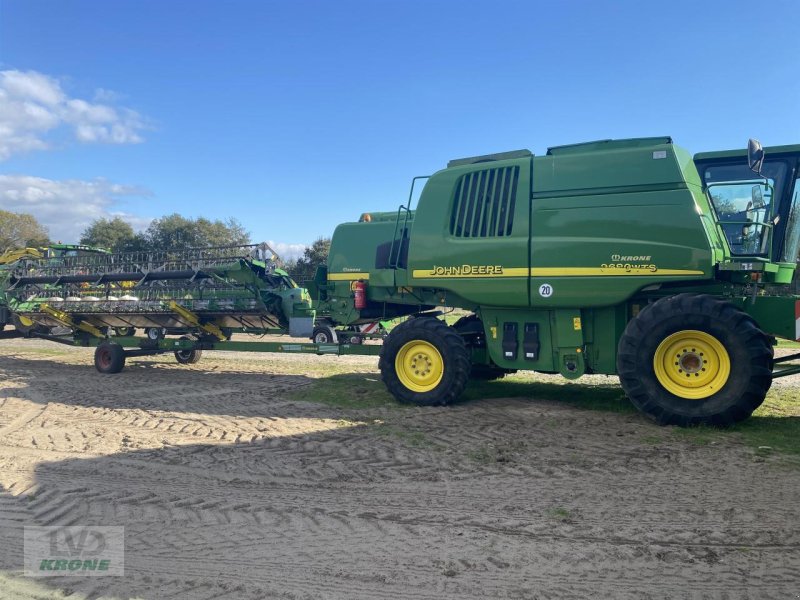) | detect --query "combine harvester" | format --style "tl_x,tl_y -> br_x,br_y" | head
4,137 -> 800,426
